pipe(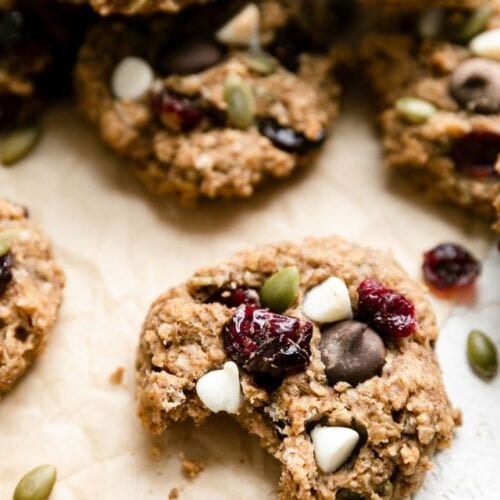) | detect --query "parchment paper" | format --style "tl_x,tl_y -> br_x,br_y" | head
0,88 -> 498,499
